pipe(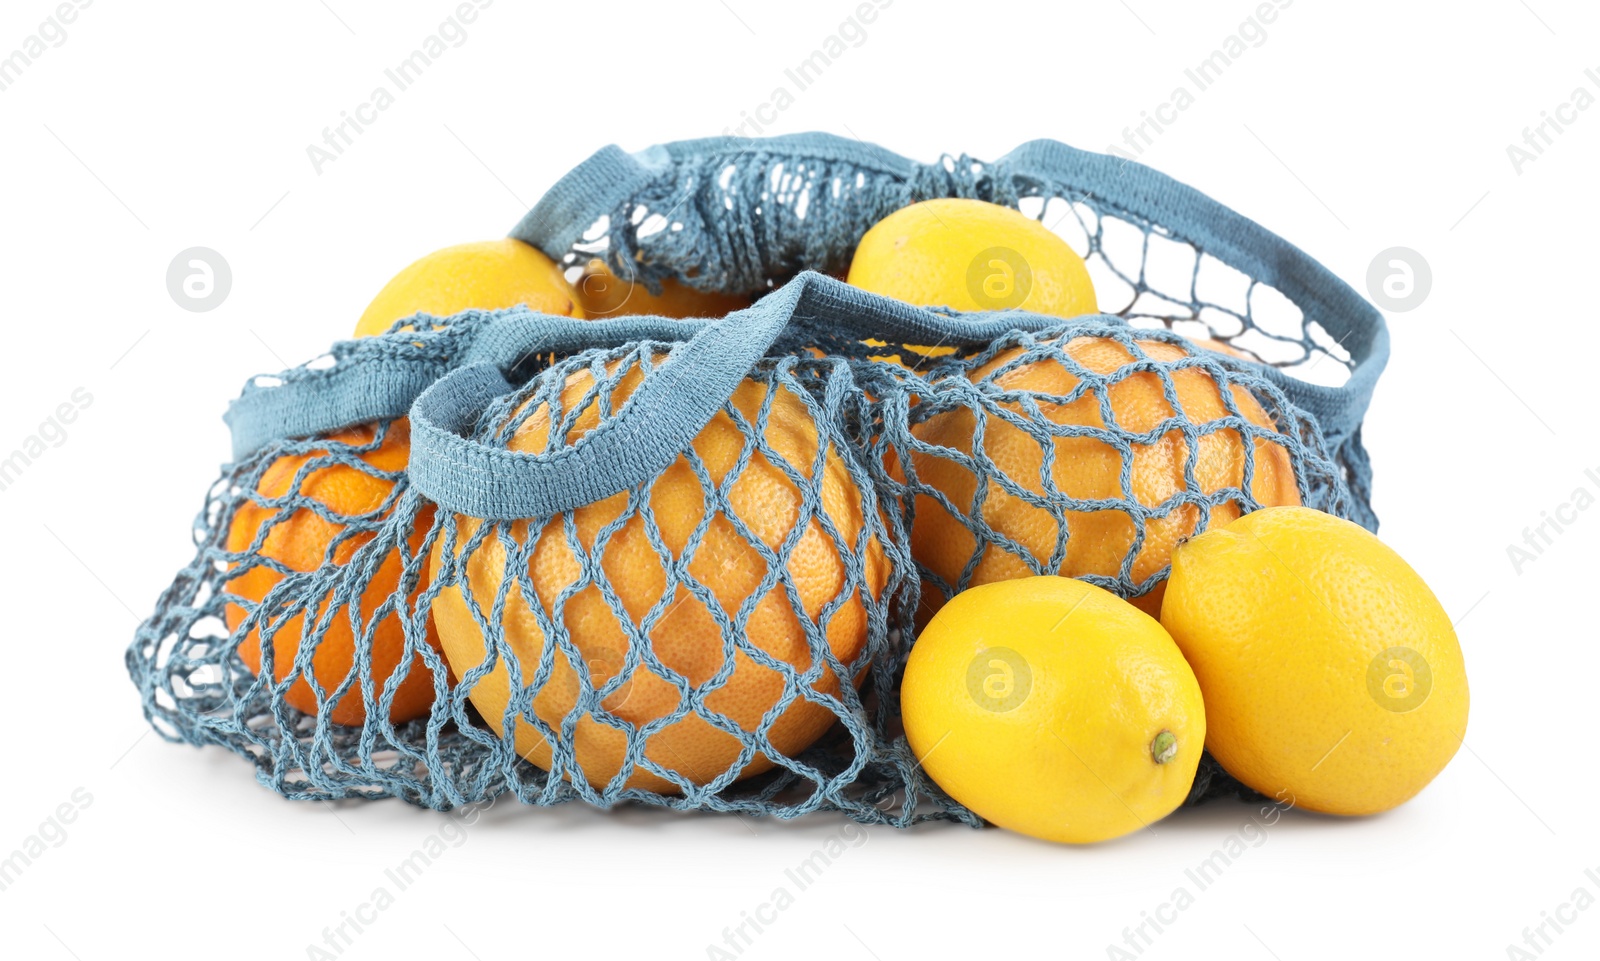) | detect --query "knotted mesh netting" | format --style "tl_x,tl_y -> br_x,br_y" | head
539,136 -> 1380,528
127,134 -> 1386,823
